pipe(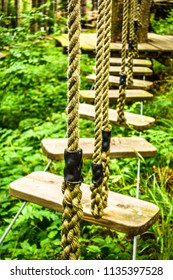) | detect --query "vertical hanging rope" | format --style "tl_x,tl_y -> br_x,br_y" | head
137,0 -> 142,28
61,0 -> 83,260
134,0 -> 142,57
133,0 -> 139,57
101,0 -> 113,208
90,0 -> 106,219
117,0 -> 129,124
127,0 -> 135,85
